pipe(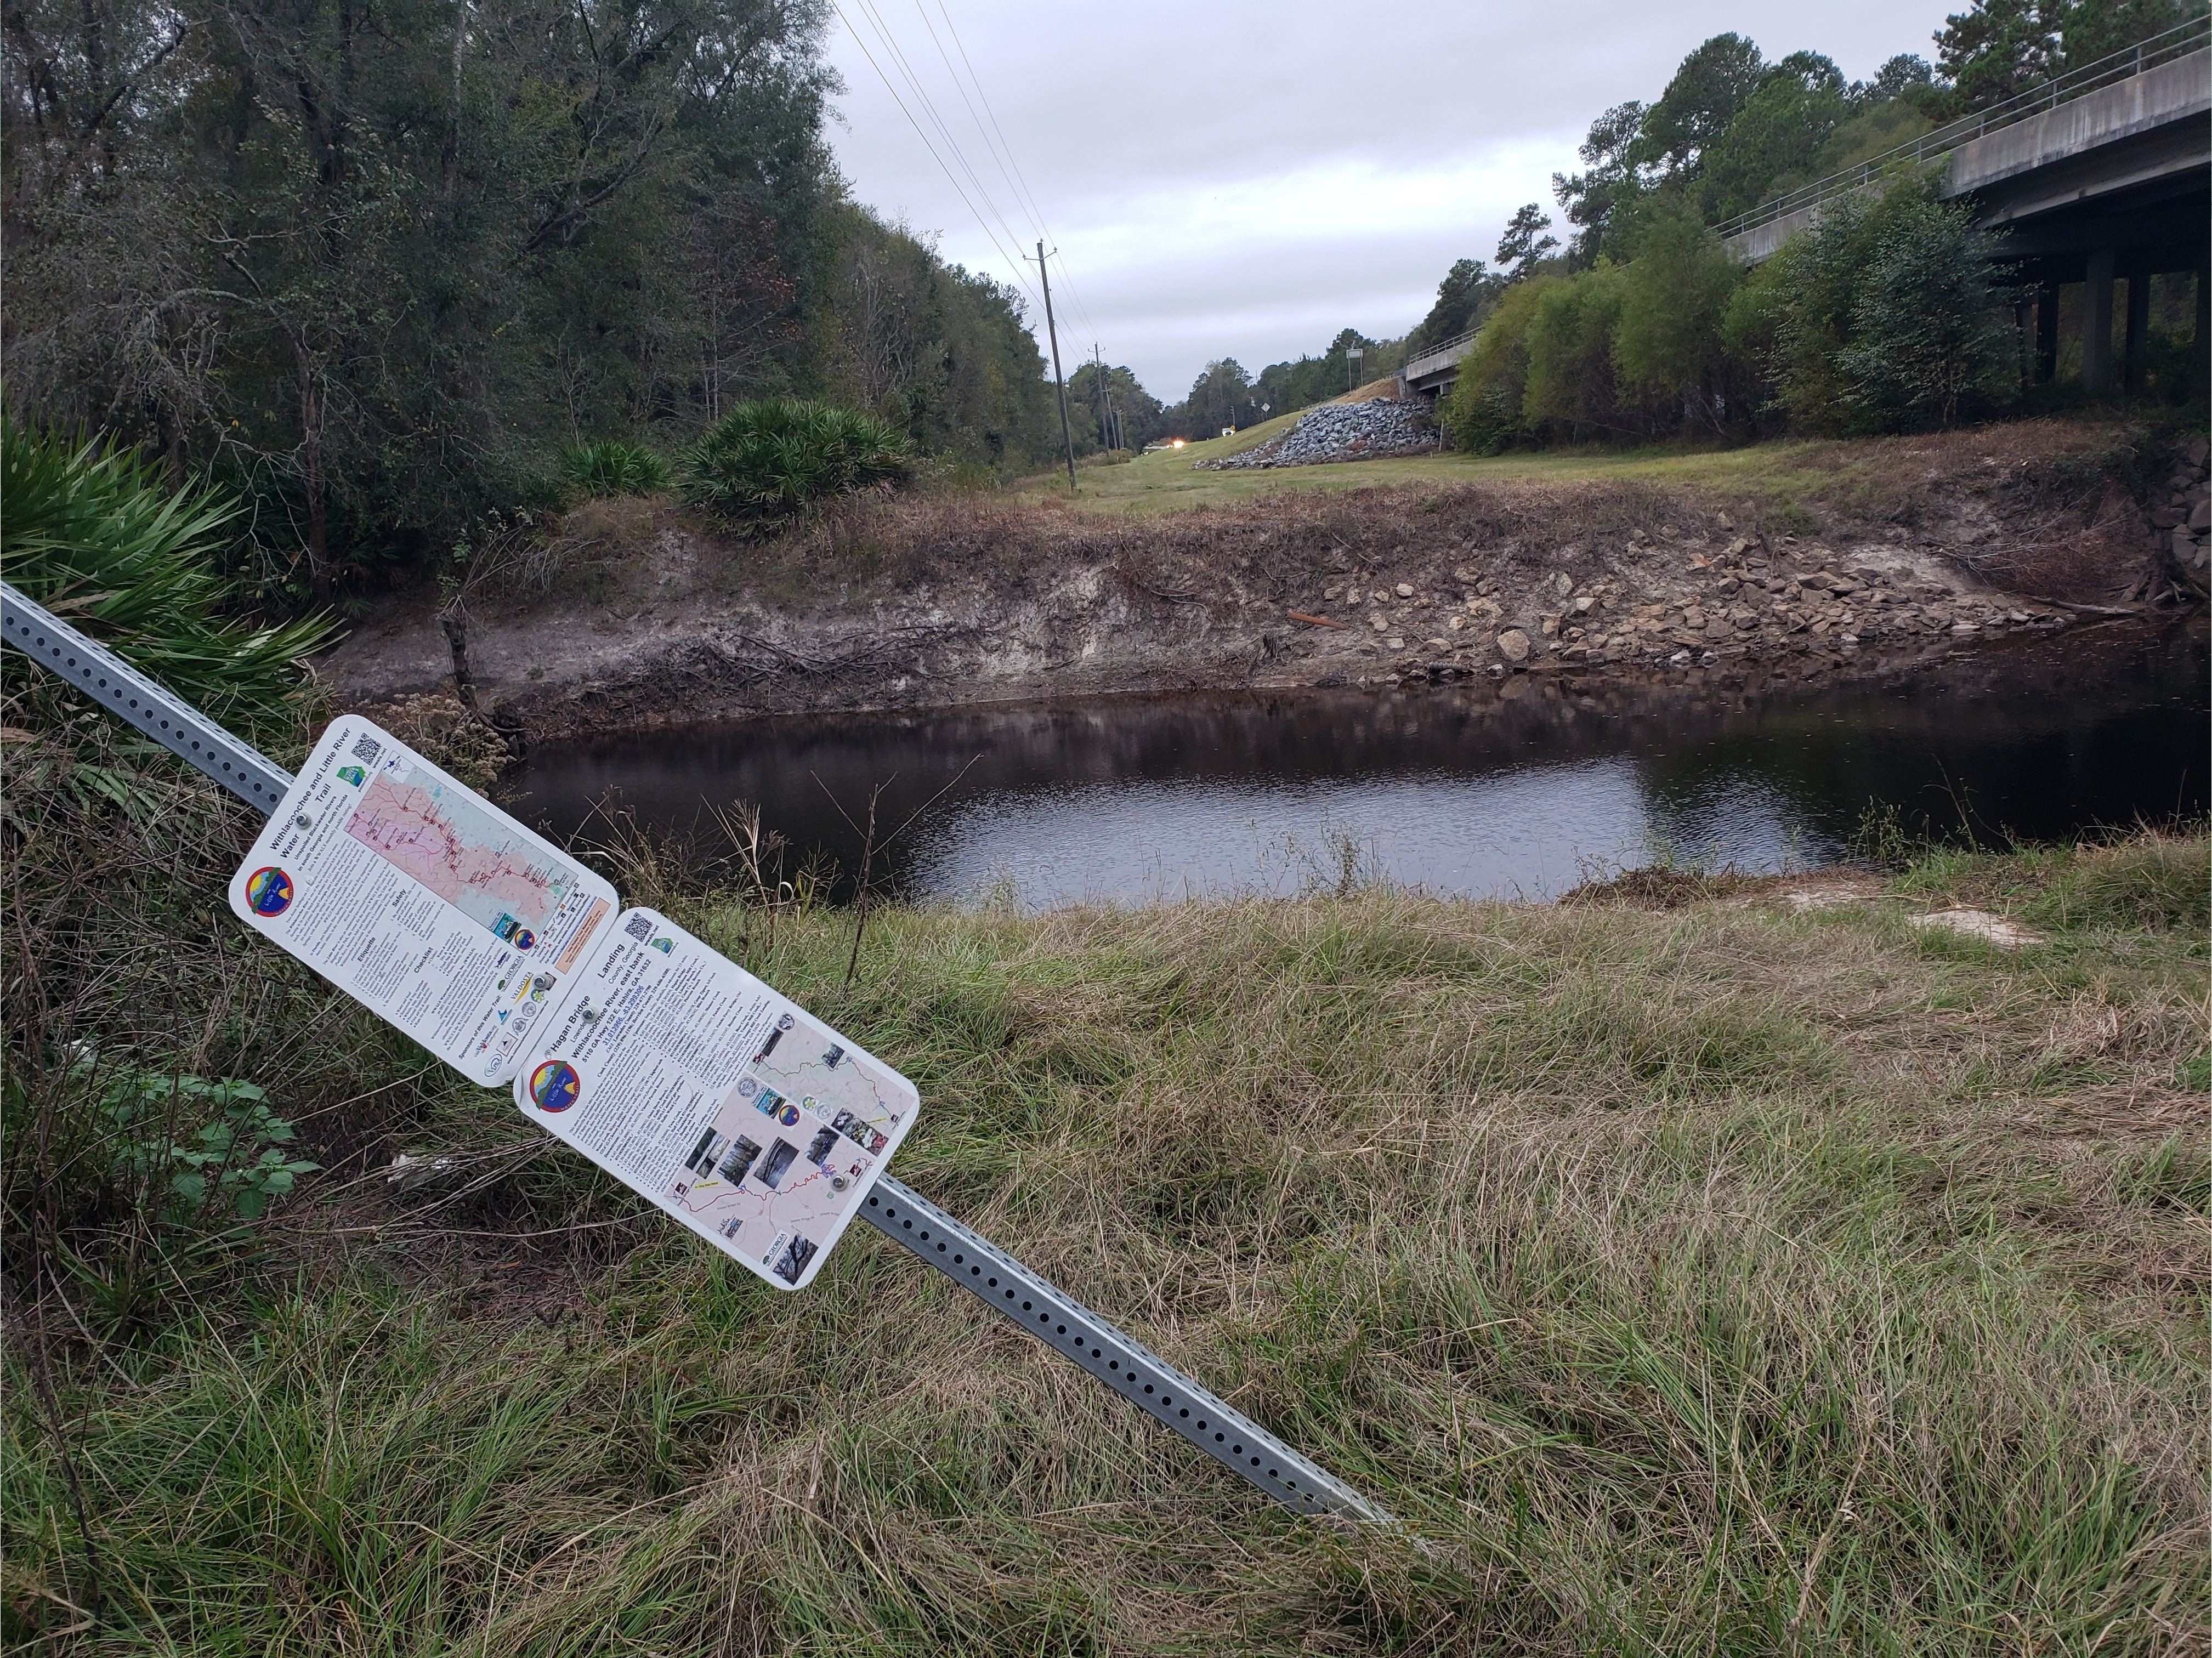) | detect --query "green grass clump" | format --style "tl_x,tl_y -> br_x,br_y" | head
557,439 -> 671,499
2028,831 -> 2211,934
1883,825 -> 2211,939
4,769 -> 2205,1652
681,399 -> 909,527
